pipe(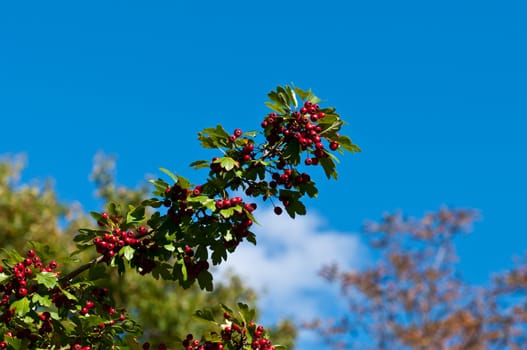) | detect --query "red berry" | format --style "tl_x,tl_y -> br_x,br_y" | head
234,128 -> 243,137
27,249 -> 36,258
18,287 -> 28,297
329,141 -> 339,151
274,207 -> 283,215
